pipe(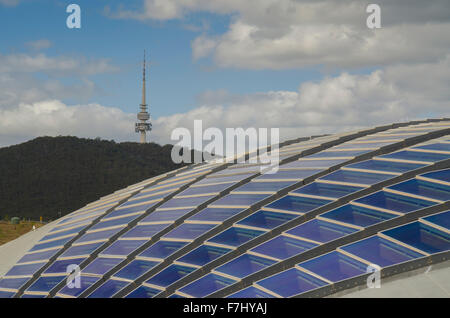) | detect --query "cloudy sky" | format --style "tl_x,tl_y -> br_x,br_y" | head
0,0 -> 449,148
